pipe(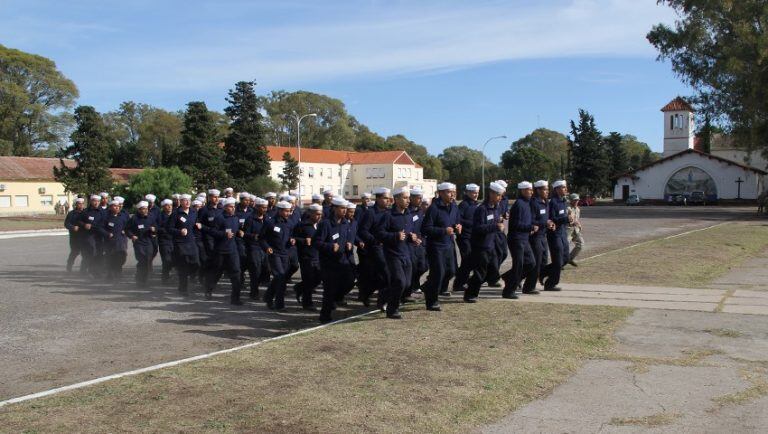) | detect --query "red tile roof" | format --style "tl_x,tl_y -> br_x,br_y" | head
267,146 -> 418,166
0,156 -> 142,183
661,97 -> 695,112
